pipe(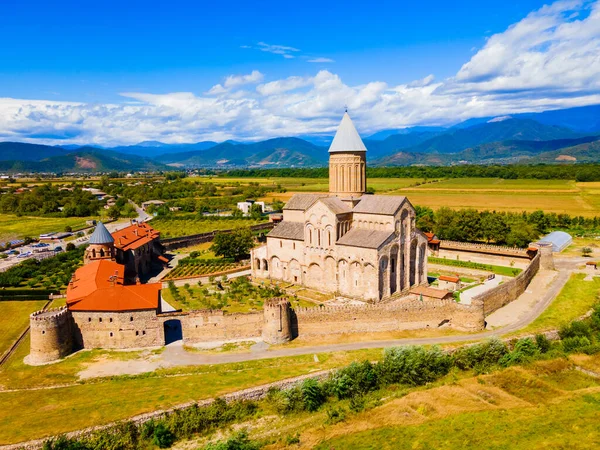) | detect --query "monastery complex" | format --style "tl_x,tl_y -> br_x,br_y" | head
27,113 -> 547,365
